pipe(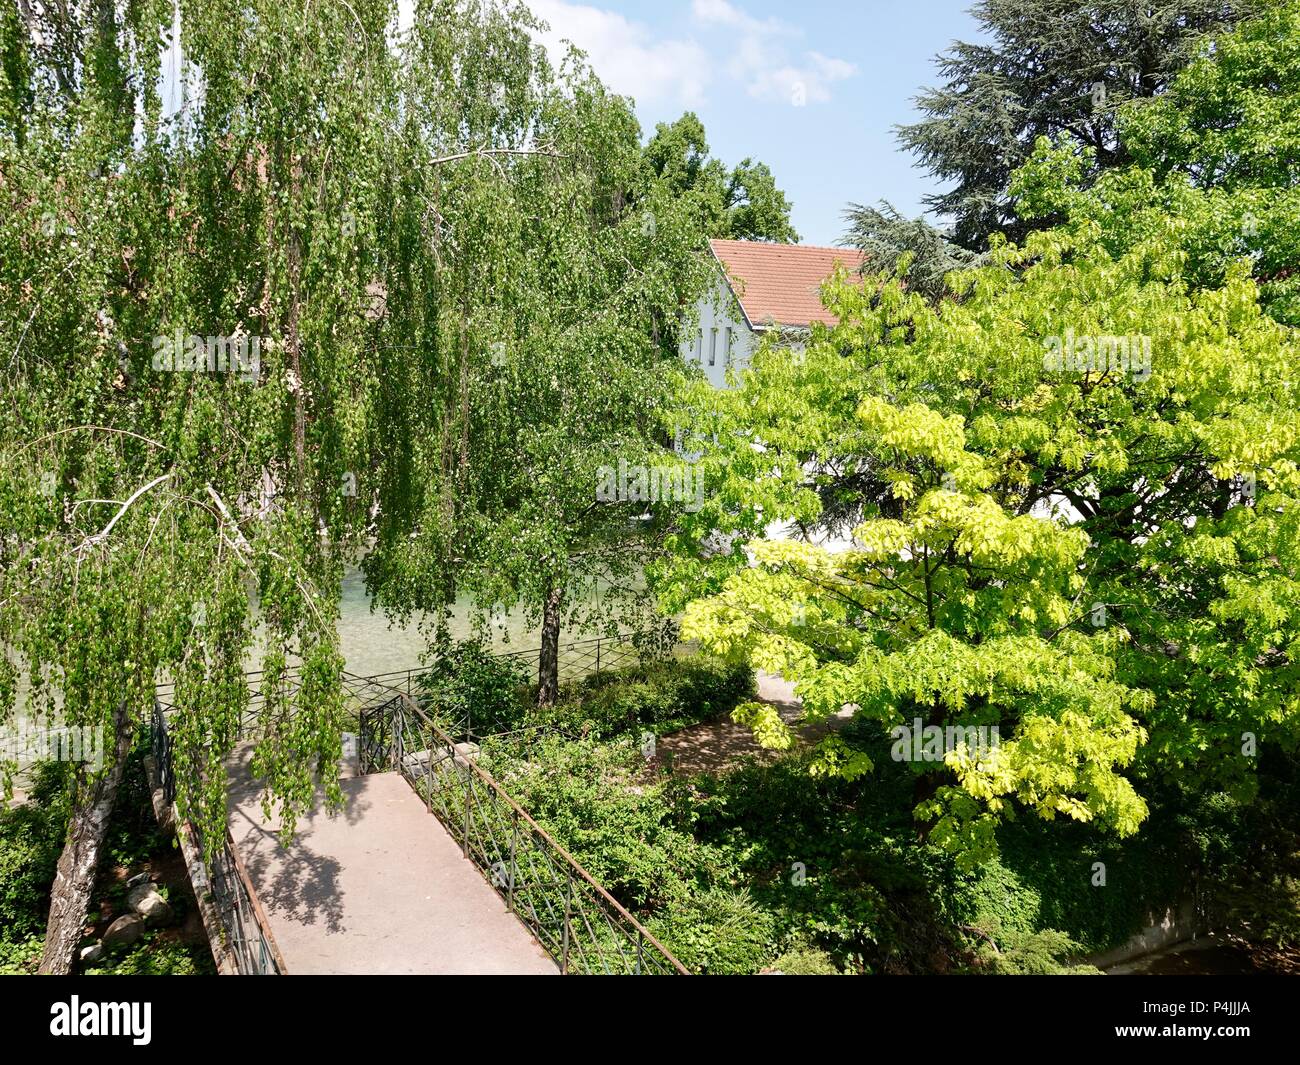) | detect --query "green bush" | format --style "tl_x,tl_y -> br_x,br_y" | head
949,810 -> 1189,955
0,935 -> 44,975
485,733 -> 729,910
417,641 -> 531,736
1191,752 -> 1300,949
473,685 -> 1297,974
687,748 -> 954,973
977,928 -> 1101,975
85,936 -> 216,976
649,887 -> 776,975
771,943 -> 841,975
0,762 -> 71,943
543,656 -> 754,739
